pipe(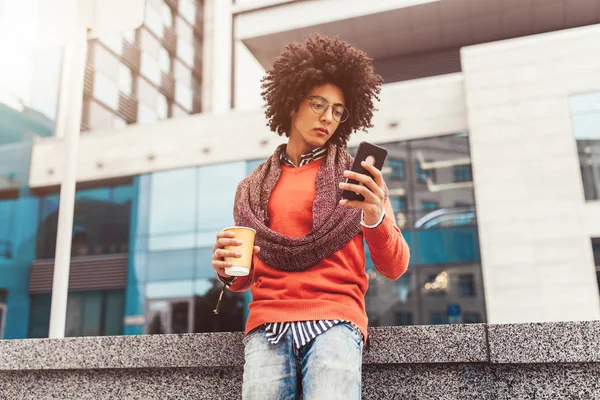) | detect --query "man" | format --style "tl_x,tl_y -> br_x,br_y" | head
212,35 -> 410,399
